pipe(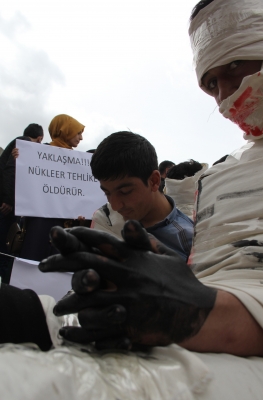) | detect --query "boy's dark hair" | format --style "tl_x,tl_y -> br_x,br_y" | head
23,123 -> 43,139
166,159 -> 202,180
190,0 -> 215,21
91,131 -> 158,185
158,160 -> 175,175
